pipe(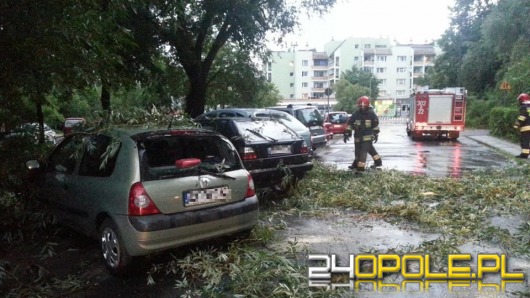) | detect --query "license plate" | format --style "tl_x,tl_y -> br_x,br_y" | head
183,186 -> 231,206
270,145 -> 291,154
